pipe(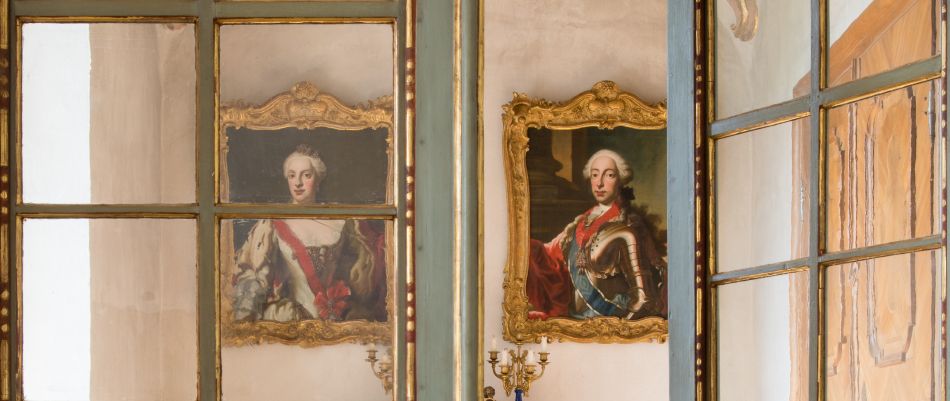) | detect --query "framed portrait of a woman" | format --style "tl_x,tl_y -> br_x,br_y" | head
502,81 -> 669,343
218,82 -> 394,346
